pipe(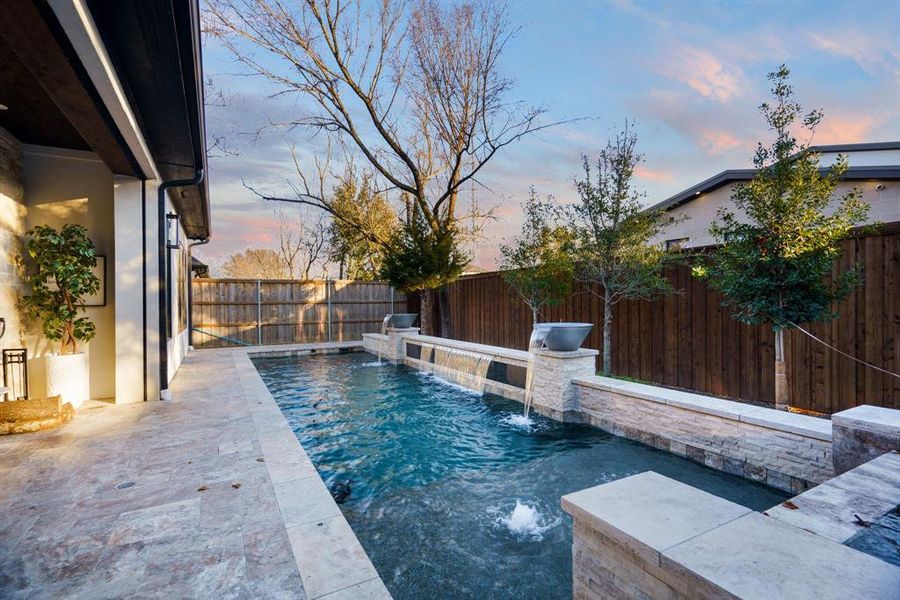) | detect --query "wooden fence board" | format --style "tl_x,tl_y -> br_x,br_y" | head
191,279 -> 405,348
417,230 -> 898,413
